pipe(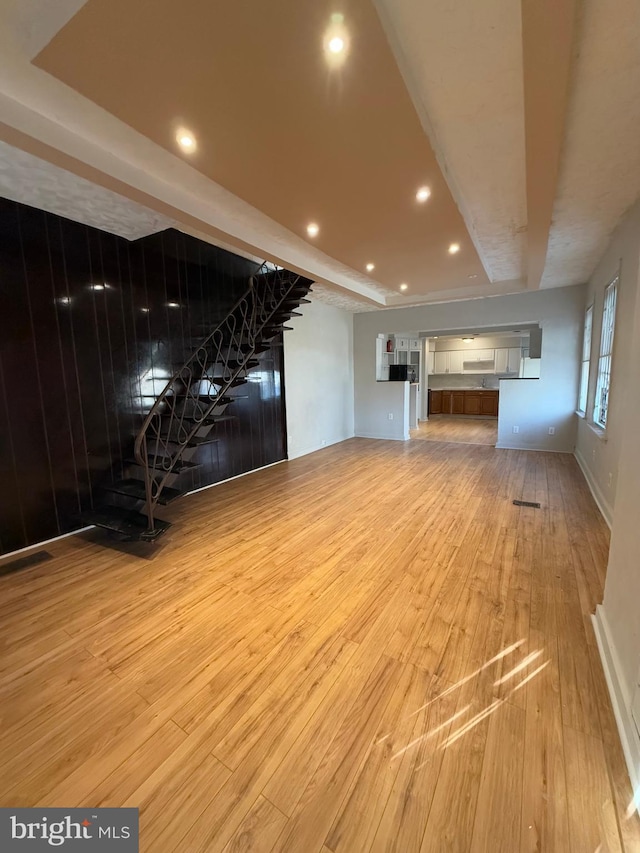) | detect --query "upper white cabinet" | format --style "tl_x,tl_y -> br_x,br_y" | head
449,350 -> 465,373
495,347 -> 521,375
434,351 -> 451,374
409,338 -> 421,352
376,337 -> 391,380
395,337 -> 409,351
430,346 -> 522,375
432,350 -> 465,374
